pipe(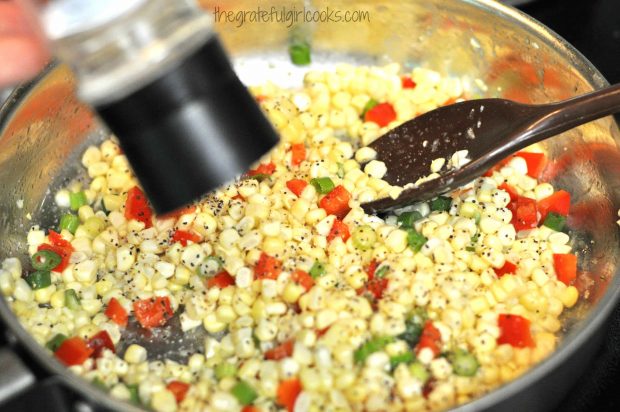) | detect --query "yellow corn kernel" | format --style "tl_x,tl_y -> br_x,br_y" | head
262,237 -> 285,257
519,291 -> 548,313
203,313 -> 227,334
282,282 -> 305,304
541,315 -> 561,332
469,296 -> 488,315
172,266 -> 191,285
560,285 -> 579,308
124,344 -> 147,364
